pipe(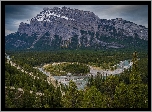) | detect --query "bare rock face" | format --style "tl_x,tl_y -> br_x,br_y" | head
18,6 -> 100,38
6,6 -> 148,50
